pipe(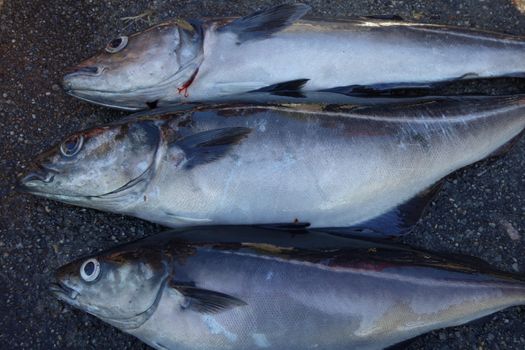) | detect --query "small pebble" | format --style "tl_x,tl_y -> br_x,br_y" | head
513,0 -> 525,13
